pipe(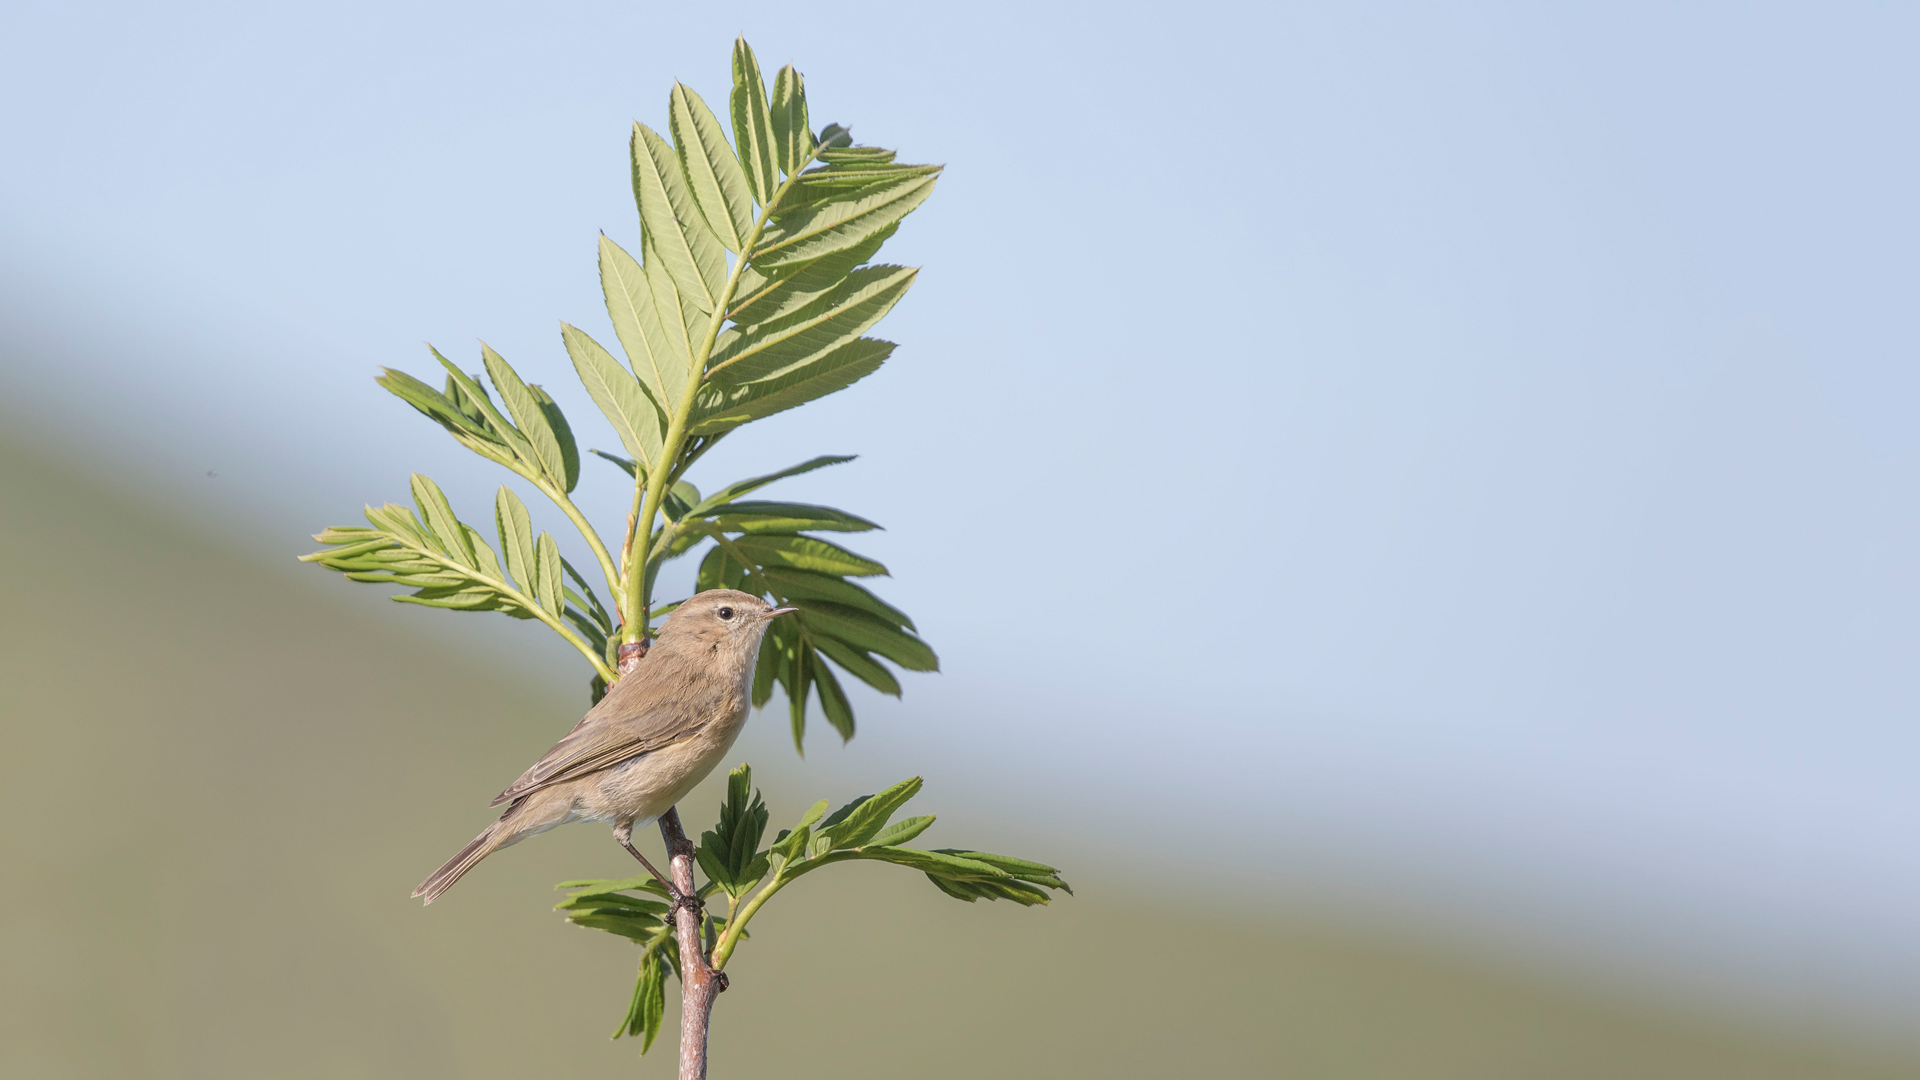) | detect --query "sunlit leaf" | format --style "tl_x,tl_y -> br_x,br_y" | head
527,383 -> 580,492
730,38 -> 778,206
769,64 -> 814,177
631,121 -> 726,310
727,223 -> 896,324
481,344 -> 569,491
410,474 -> 472,566
684,456 -> 855,517
562,321 -> 663,468
707,266 -> 916,384
597,235 -> 683,415
753,173 -> 938,270
534,532 -> 564,618
671,83 -> 755,252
